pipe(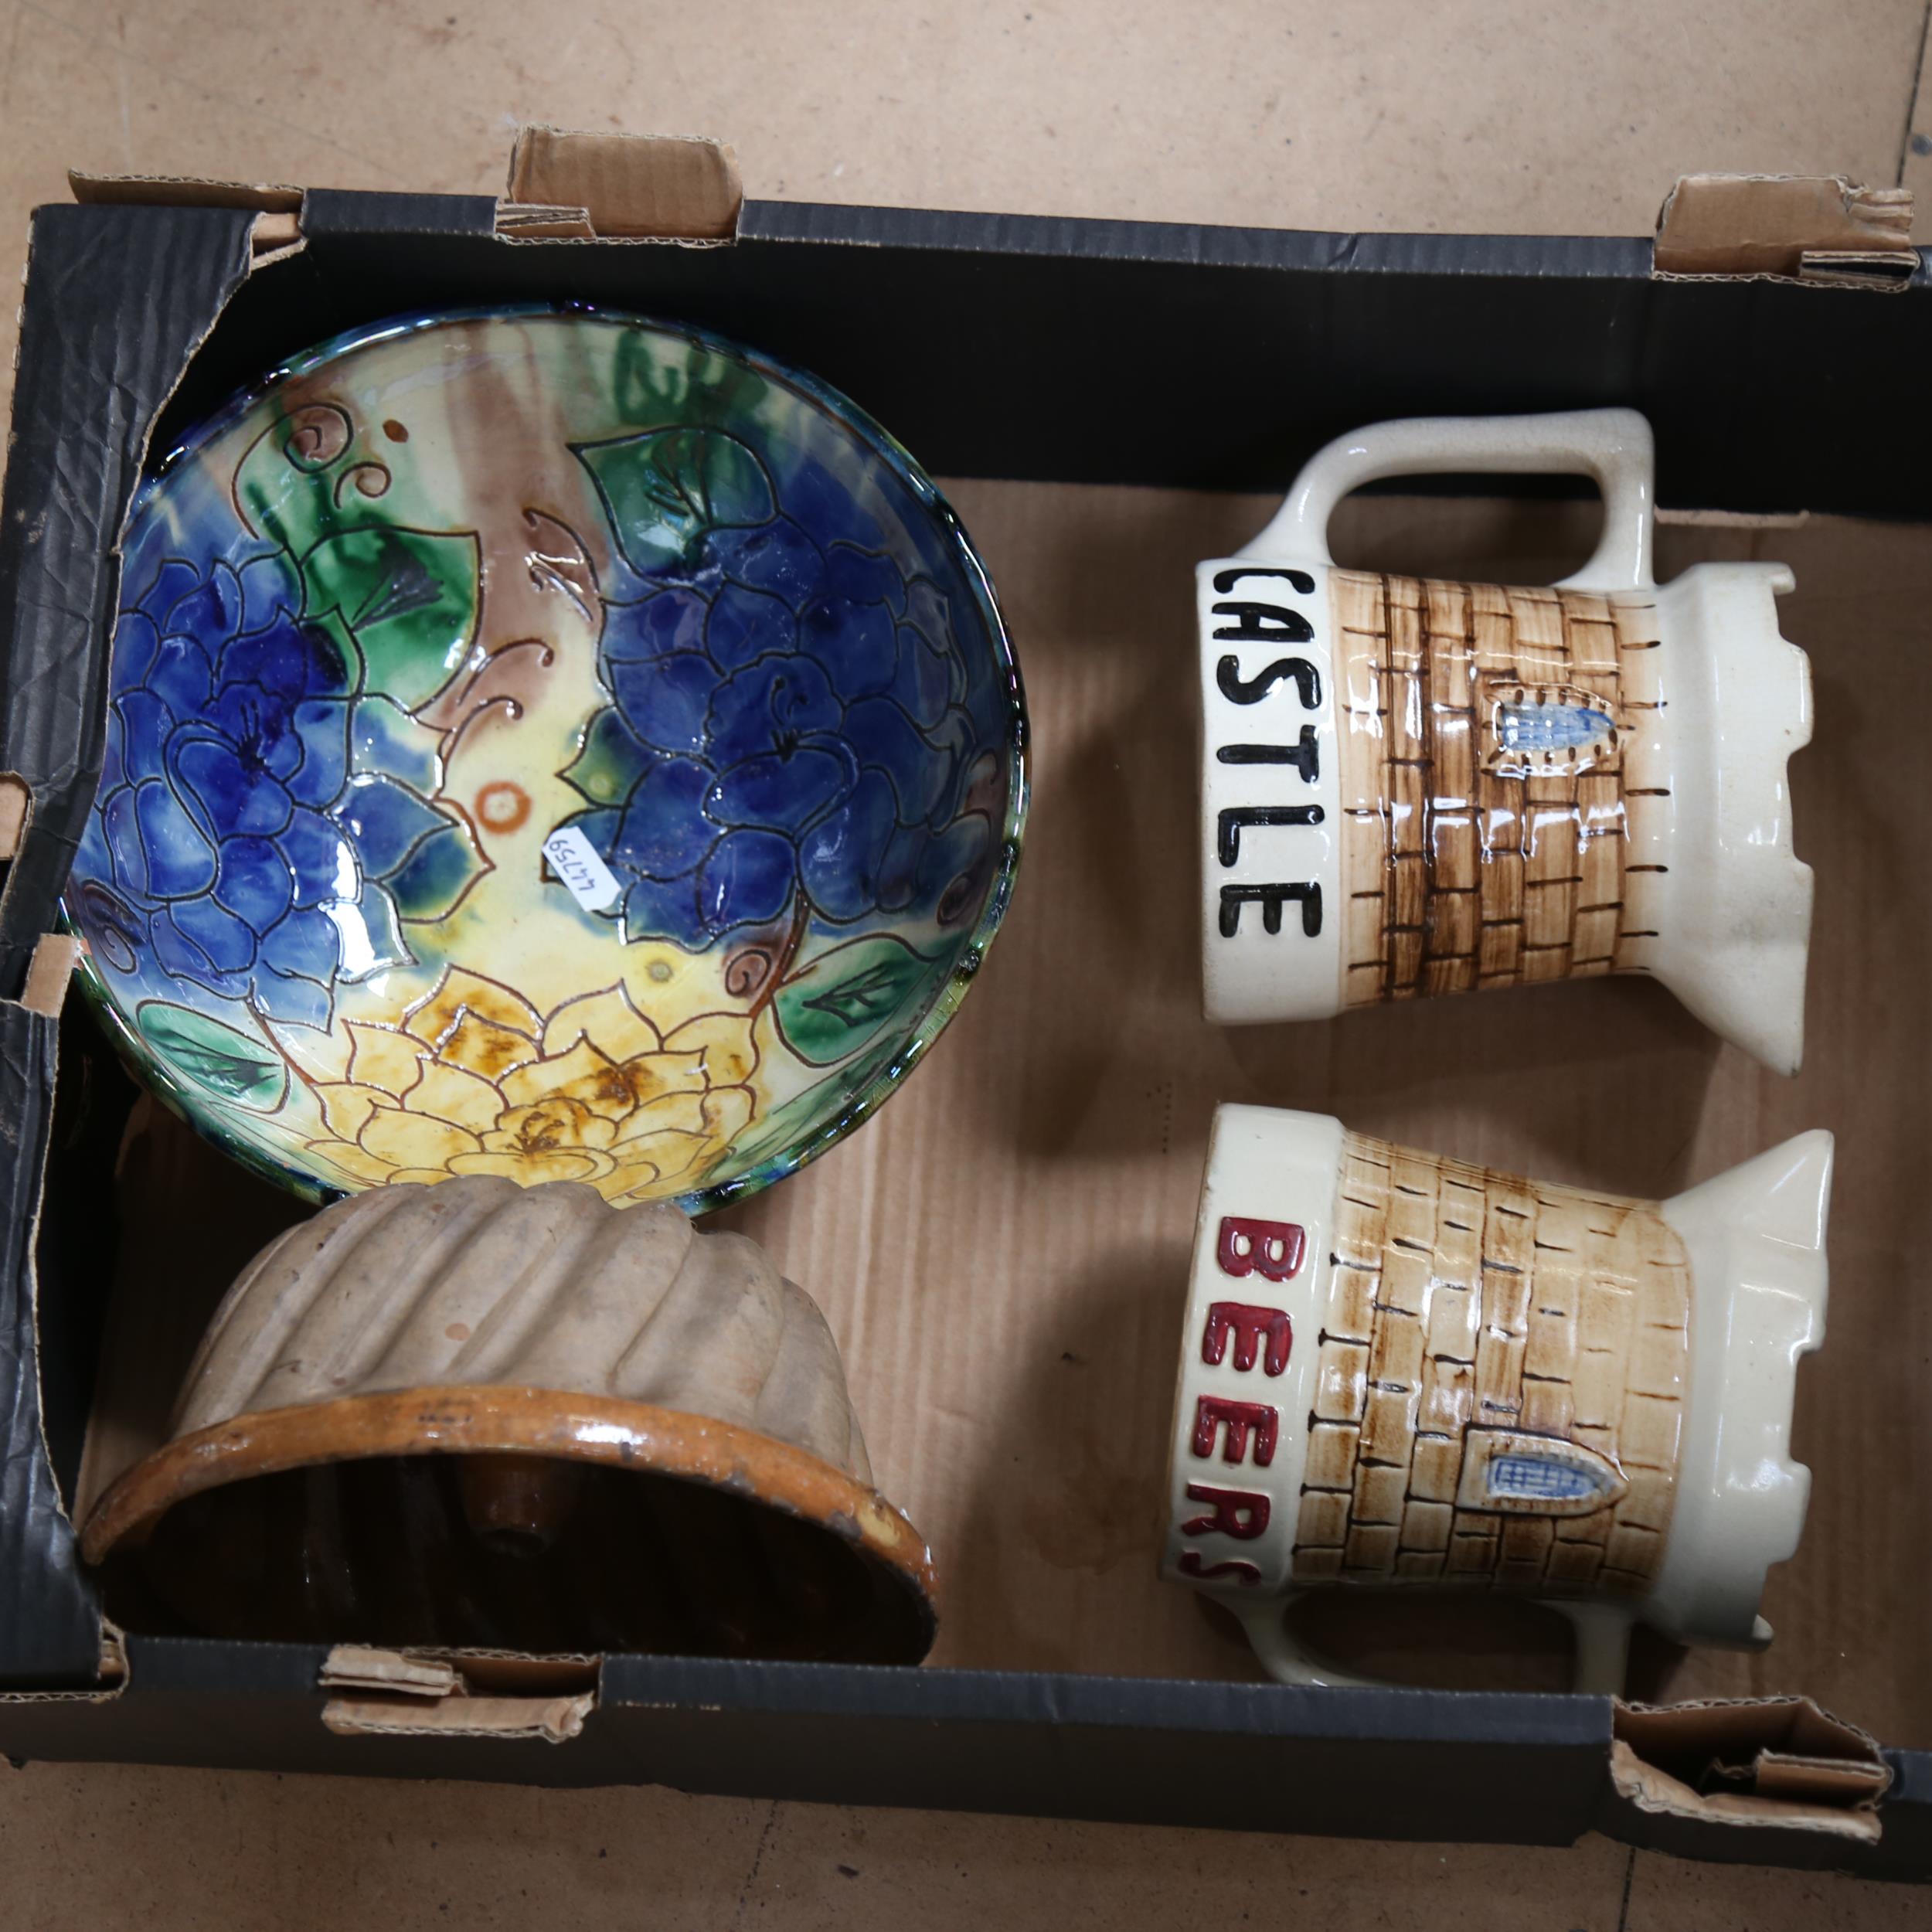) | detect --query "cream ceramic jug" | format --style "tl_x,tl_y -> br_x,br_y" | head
1196,410 -> 1814,1073
1162,1104 -> 1832,1692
